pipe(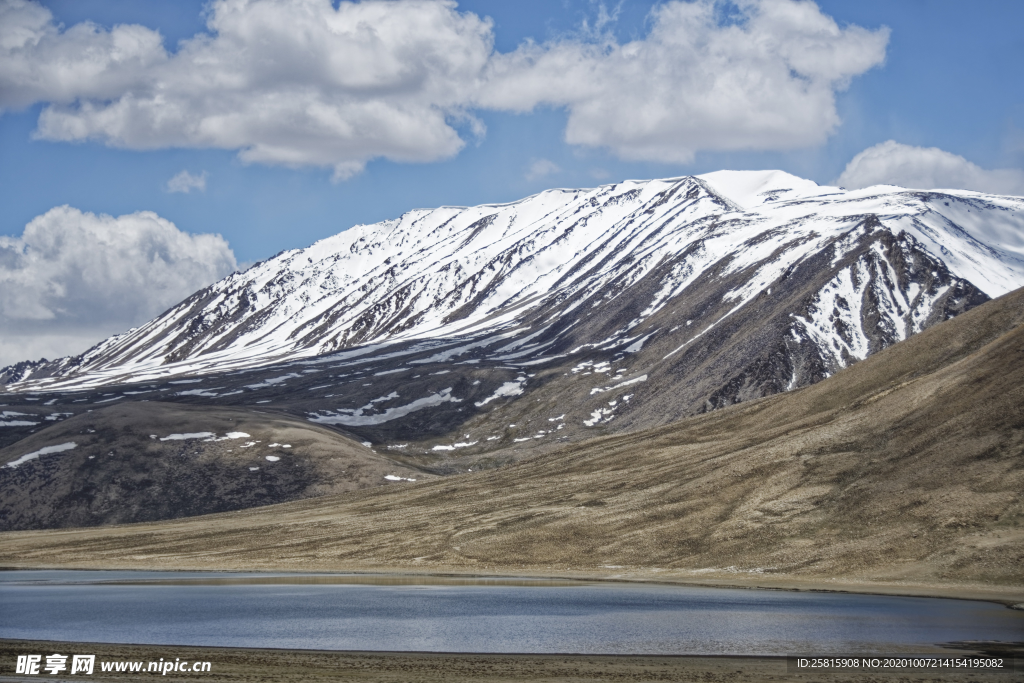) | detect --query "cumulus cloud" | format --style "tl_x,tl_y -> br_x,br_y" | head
0,0 -> 167,110
3,0 -> 492,179
166,170 -> 208,193
479,0 -> 890,162
837,141 -> 1024,196
1,0 -> 889,172
0,206 -> 236,366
